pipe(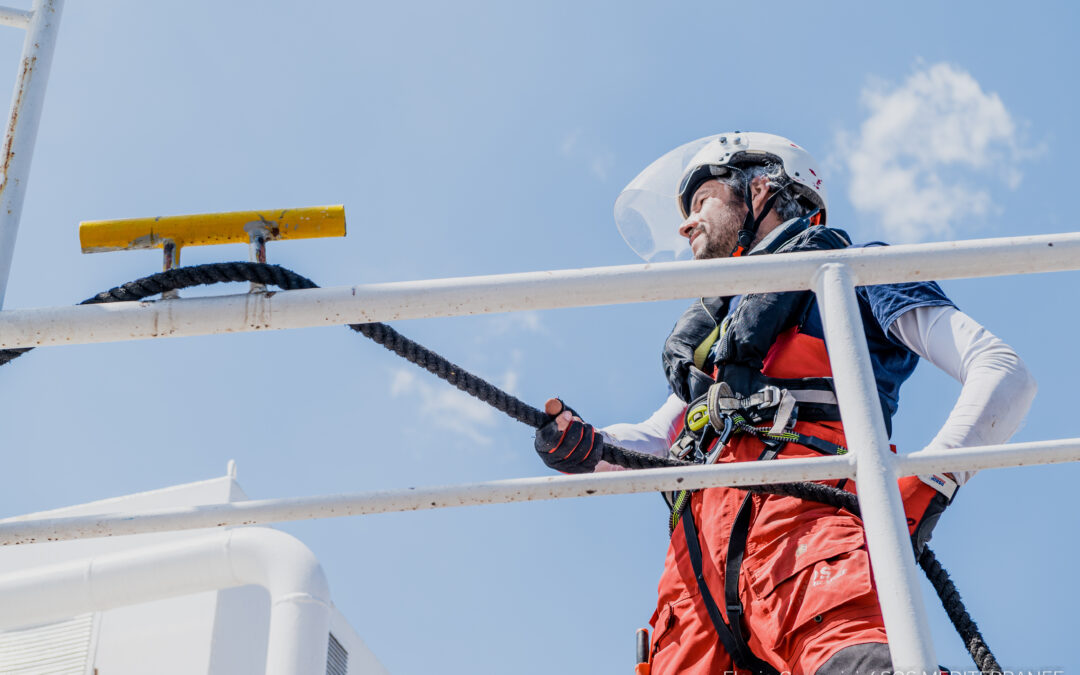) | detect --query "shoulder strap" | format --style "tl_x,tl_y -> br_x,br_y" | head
663,296 -> 729,402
